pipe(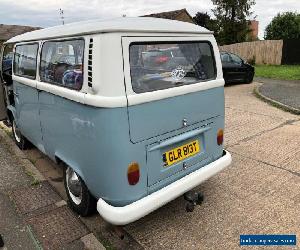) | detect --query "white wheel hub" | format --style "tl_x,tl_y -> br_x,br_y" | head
12,120 -> 21,143
66,167 -> 83,205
